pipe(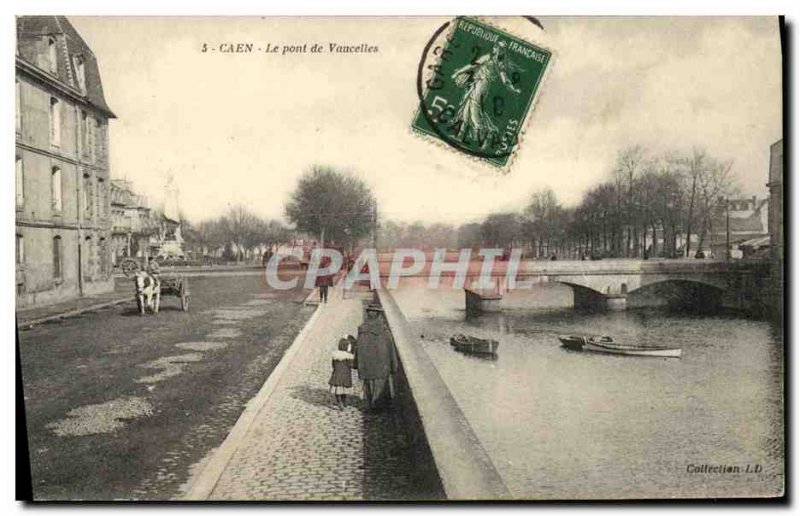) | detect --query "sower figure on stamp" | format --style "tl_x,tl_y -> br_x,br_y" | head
329,336 -> 355,410
450,40 -> 521,147
356,305 -> 398,410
